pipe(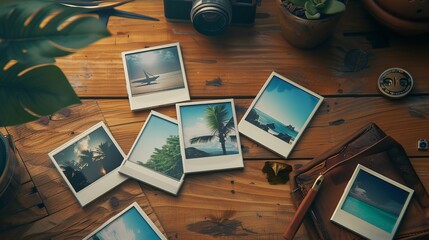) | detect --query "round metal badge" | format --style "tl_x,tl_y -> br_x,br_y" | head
378,68 -> 414,98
